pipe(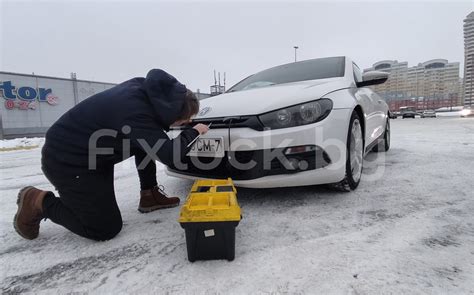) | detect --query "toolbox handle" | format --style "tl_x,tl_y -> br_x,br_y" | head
205,196 -> 214,215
